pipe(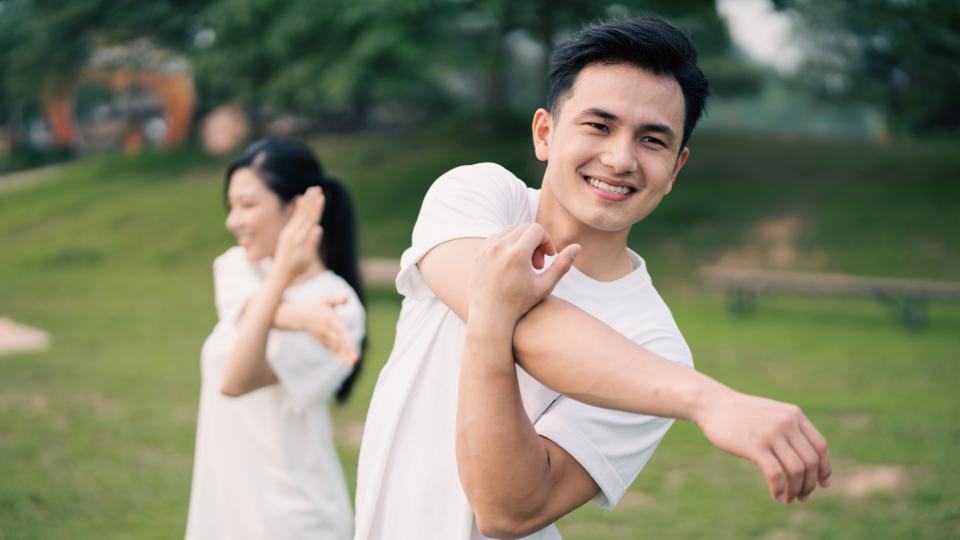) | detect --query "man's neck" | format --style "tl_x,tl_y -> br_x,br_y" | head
535,191 -> 634,282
